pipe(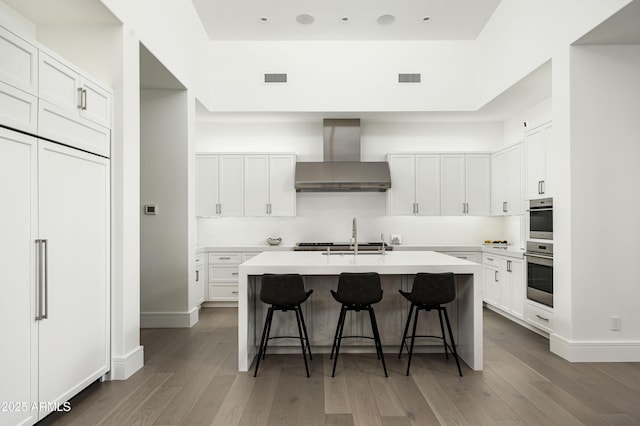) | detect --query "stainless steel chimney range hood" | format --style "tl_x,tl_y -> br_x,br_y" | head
294,119 -> 392,192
